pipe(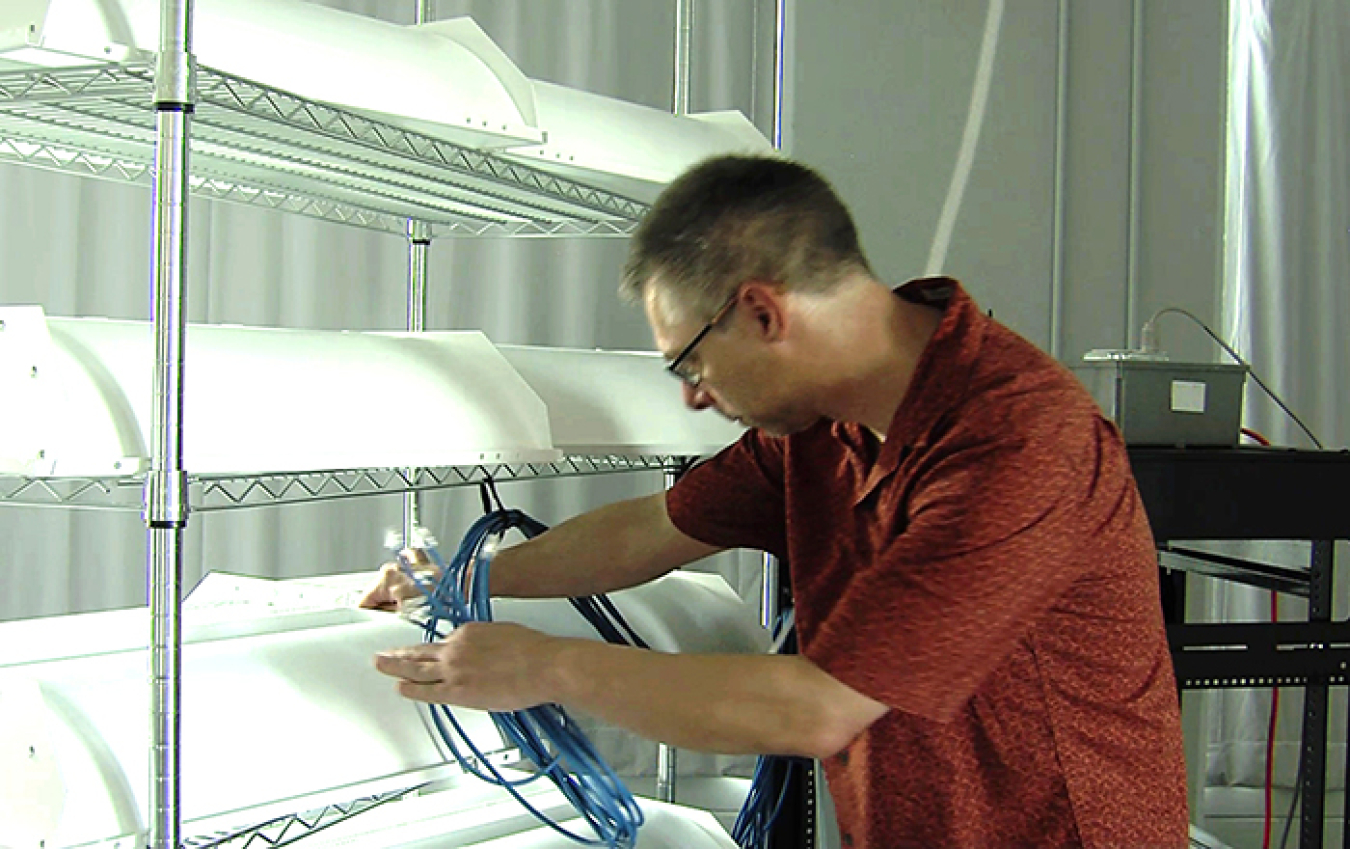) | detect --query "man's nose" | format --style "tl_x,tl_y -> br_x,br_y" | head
682,382 -> 715,411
